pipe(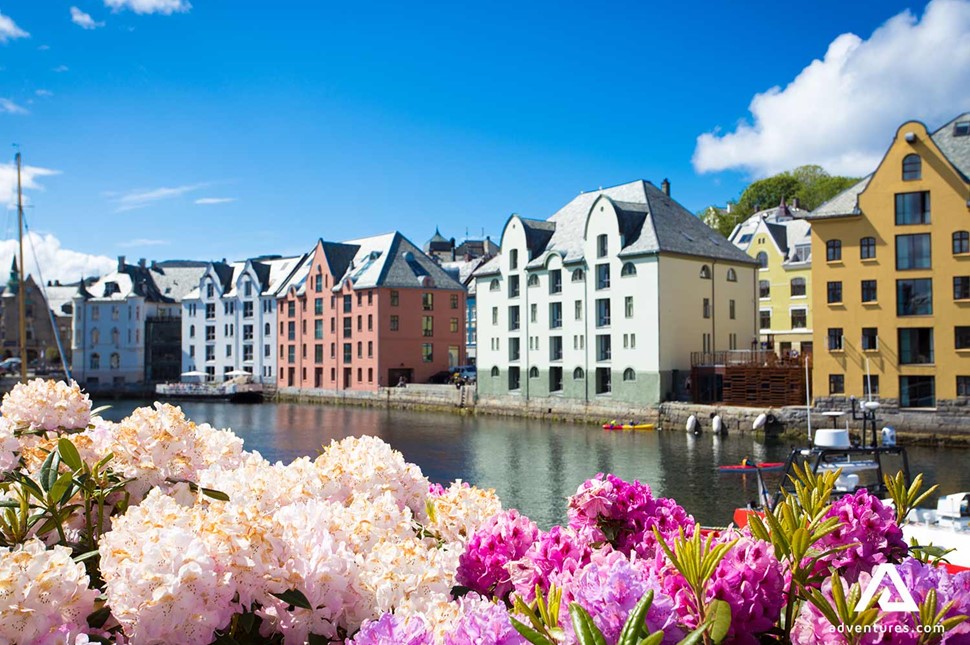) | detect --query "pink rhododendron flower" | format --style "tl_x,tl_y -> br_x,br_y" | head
457,509 -> 539,600
350,612 -> 433,644
508,525 -> 592,603
815,489 -> 908,582
443,593 -> 527,645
